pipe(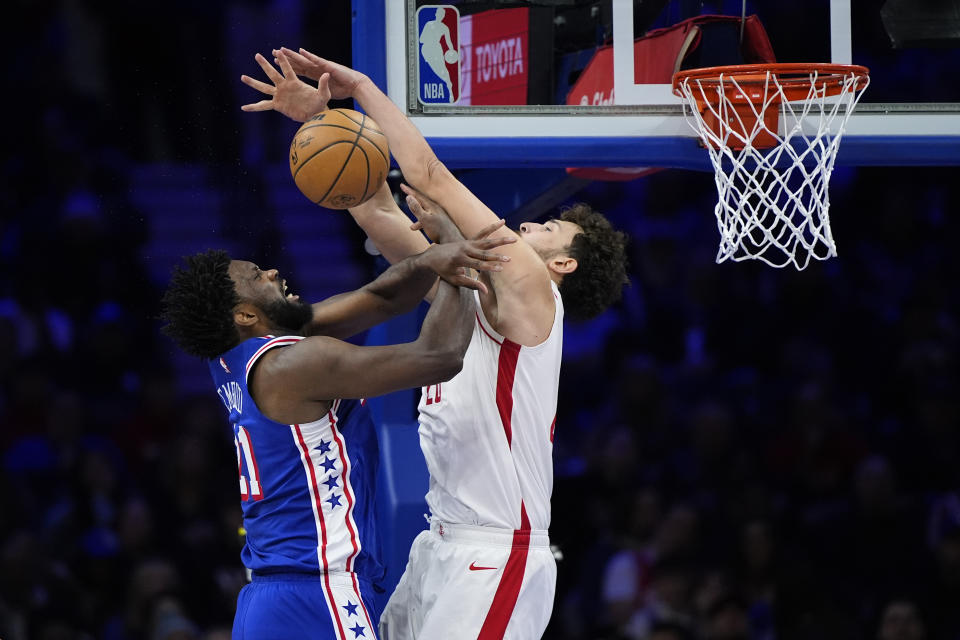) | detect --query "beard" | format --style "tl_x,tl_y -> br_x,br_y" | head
262,297 -> 314,333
